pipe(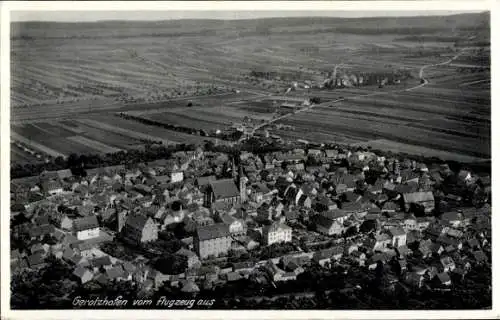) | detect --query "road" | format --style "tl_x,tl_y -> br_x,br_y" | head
245,48 -> 471,138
